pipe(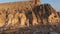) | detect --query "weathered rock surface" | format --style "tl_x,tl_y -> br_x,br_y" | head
0,0 -> 60,34
0,0 -> 41,27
